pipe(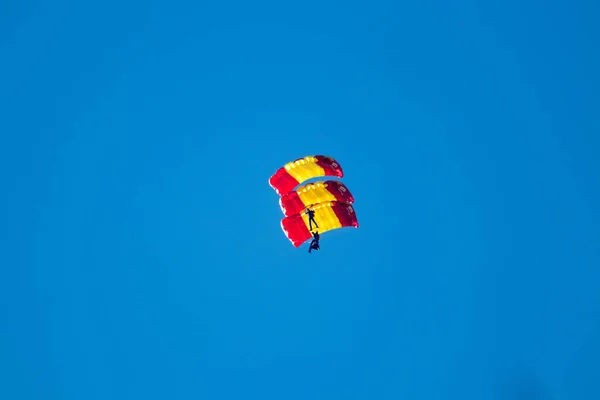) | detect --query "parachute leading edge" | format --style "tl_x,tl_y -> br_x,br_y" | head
269,155 -> 343,196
